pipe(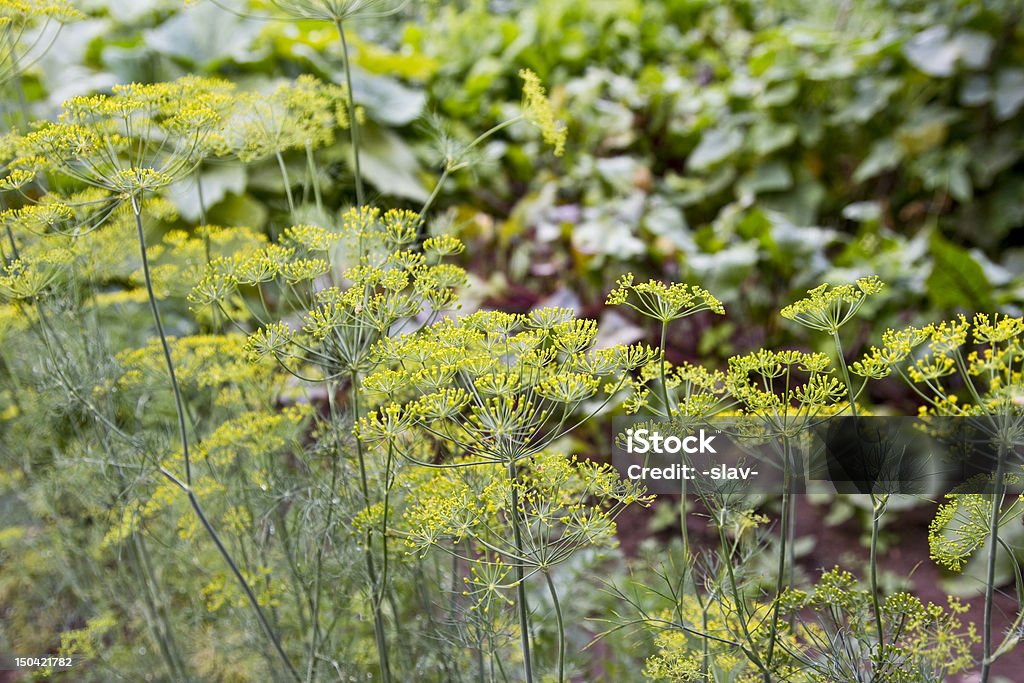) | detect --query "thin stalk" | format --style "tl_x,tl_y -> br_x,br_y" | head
305,142 -> 324,216
131,533 -> 190,681
832,331 -> 859,420
543,569 -> 565,683
335,20 -> 364,207
715,515 -> 769,678
765,438 -> 792,672
680,481 -> 690,560
834,330 -> 885,649
658,321 -> 692,562
275,151 -> 296,216
132,196 -> 300,682
982,439 -> 1009,682
417,116 -> 524,219
869,496 -> 885,649
305,384 -> 342,683
507,460 -> 535,683
658,322 -> 672,414
418,166 -> 449,219
4,223 -> 20,262
196,171 -> 210,264
194,170 -> 207,225
700,599 -> 710,677
350,372 -> 392,683
786,482 -> 796,628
